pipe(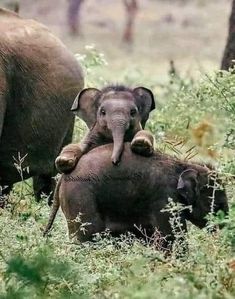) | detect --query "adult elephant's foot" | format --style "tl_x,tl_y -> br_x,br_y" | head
0,196 -> 6,208
0,183 -> 13,208
55,144 -> 82,173
131,130 -> 154,156
33,175 -> 55,205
